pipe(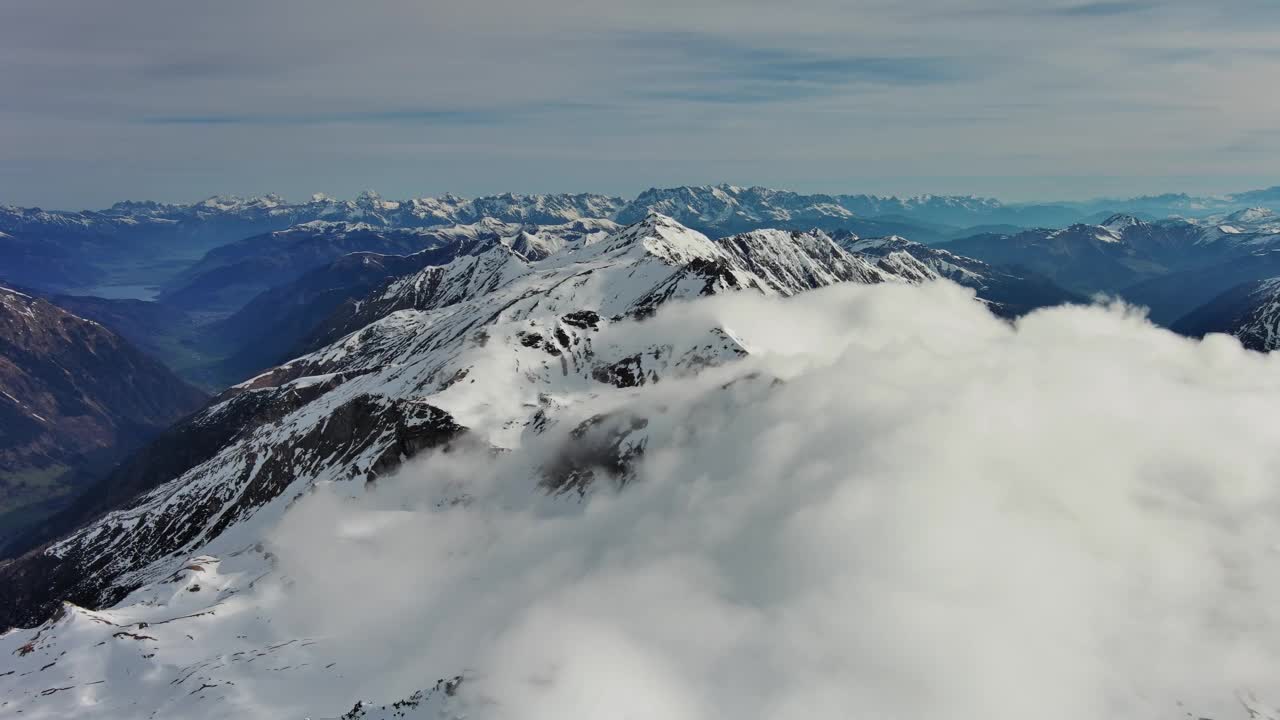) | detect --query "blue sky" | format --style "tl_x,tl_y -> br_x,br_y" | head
2,0 -> 1278,208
